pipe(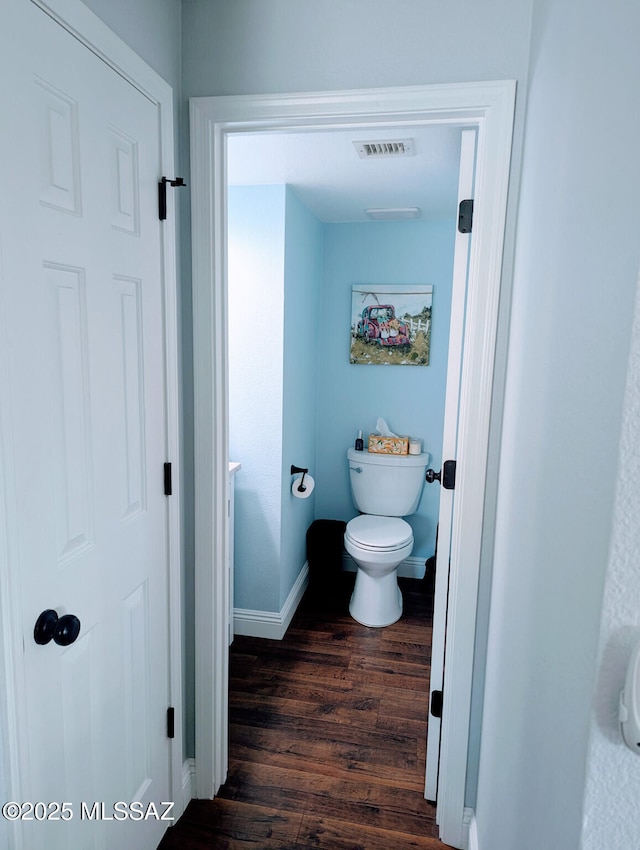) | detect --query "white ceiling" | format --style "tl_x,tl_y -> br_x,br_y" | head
227,124 -> 463,223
